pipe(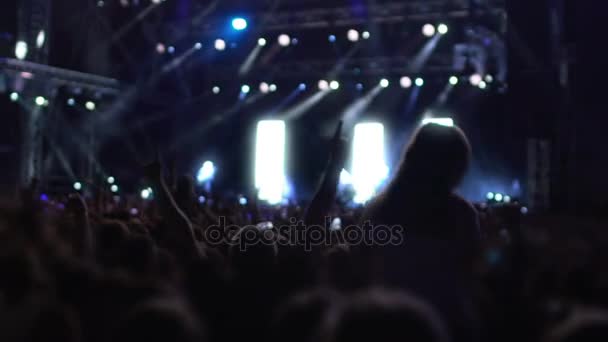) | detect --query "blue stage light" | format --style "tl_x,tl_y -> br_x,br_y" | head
231,17 -> 248,31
